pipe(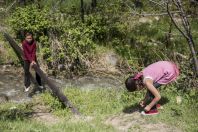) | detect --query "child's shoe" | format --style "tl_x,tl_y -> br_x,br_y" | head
38,85 -> 44,89
24,86 -> 30,92
141,109 -> 159,116
156,104 -> 163,110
